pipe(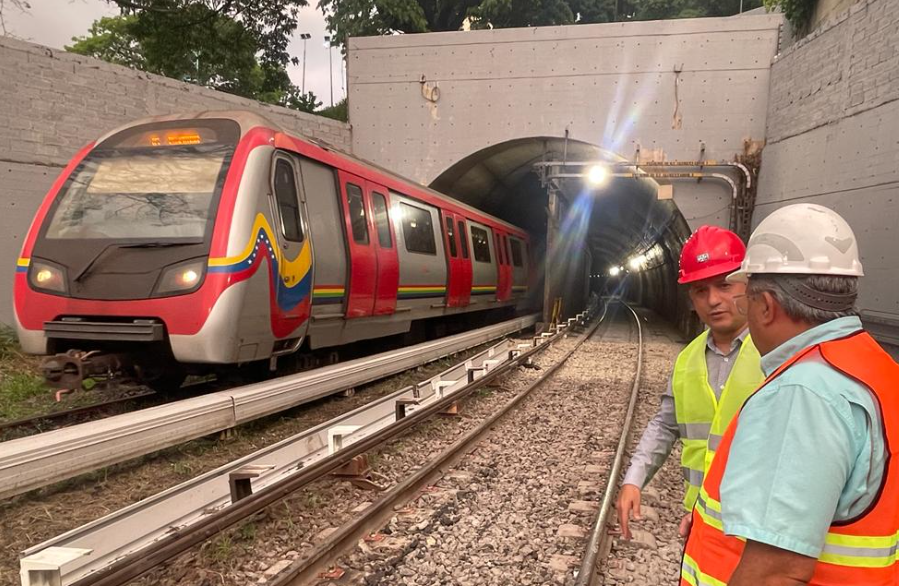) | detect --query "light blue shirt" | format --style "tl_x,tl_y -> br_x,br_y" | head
719,316 -> 886,558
